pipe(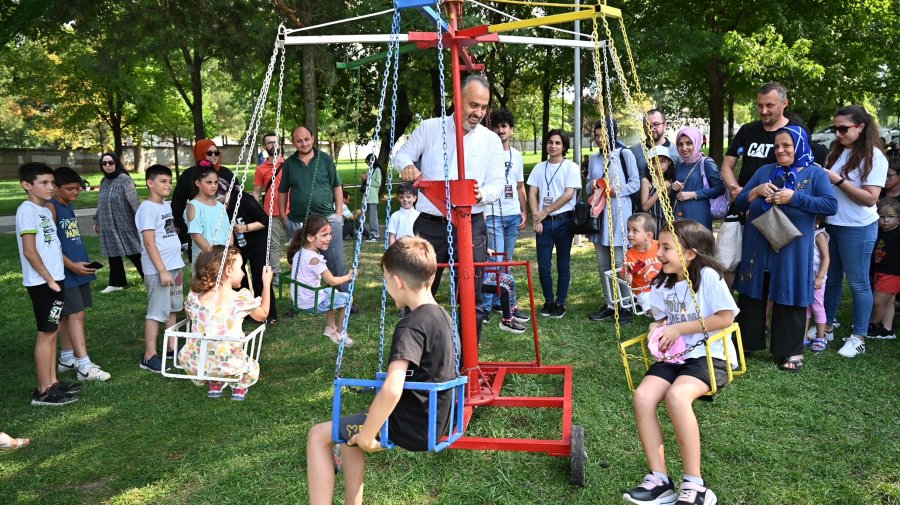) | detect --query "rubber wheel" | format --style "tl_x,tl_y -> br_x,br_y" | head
570,424 -> 587,486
